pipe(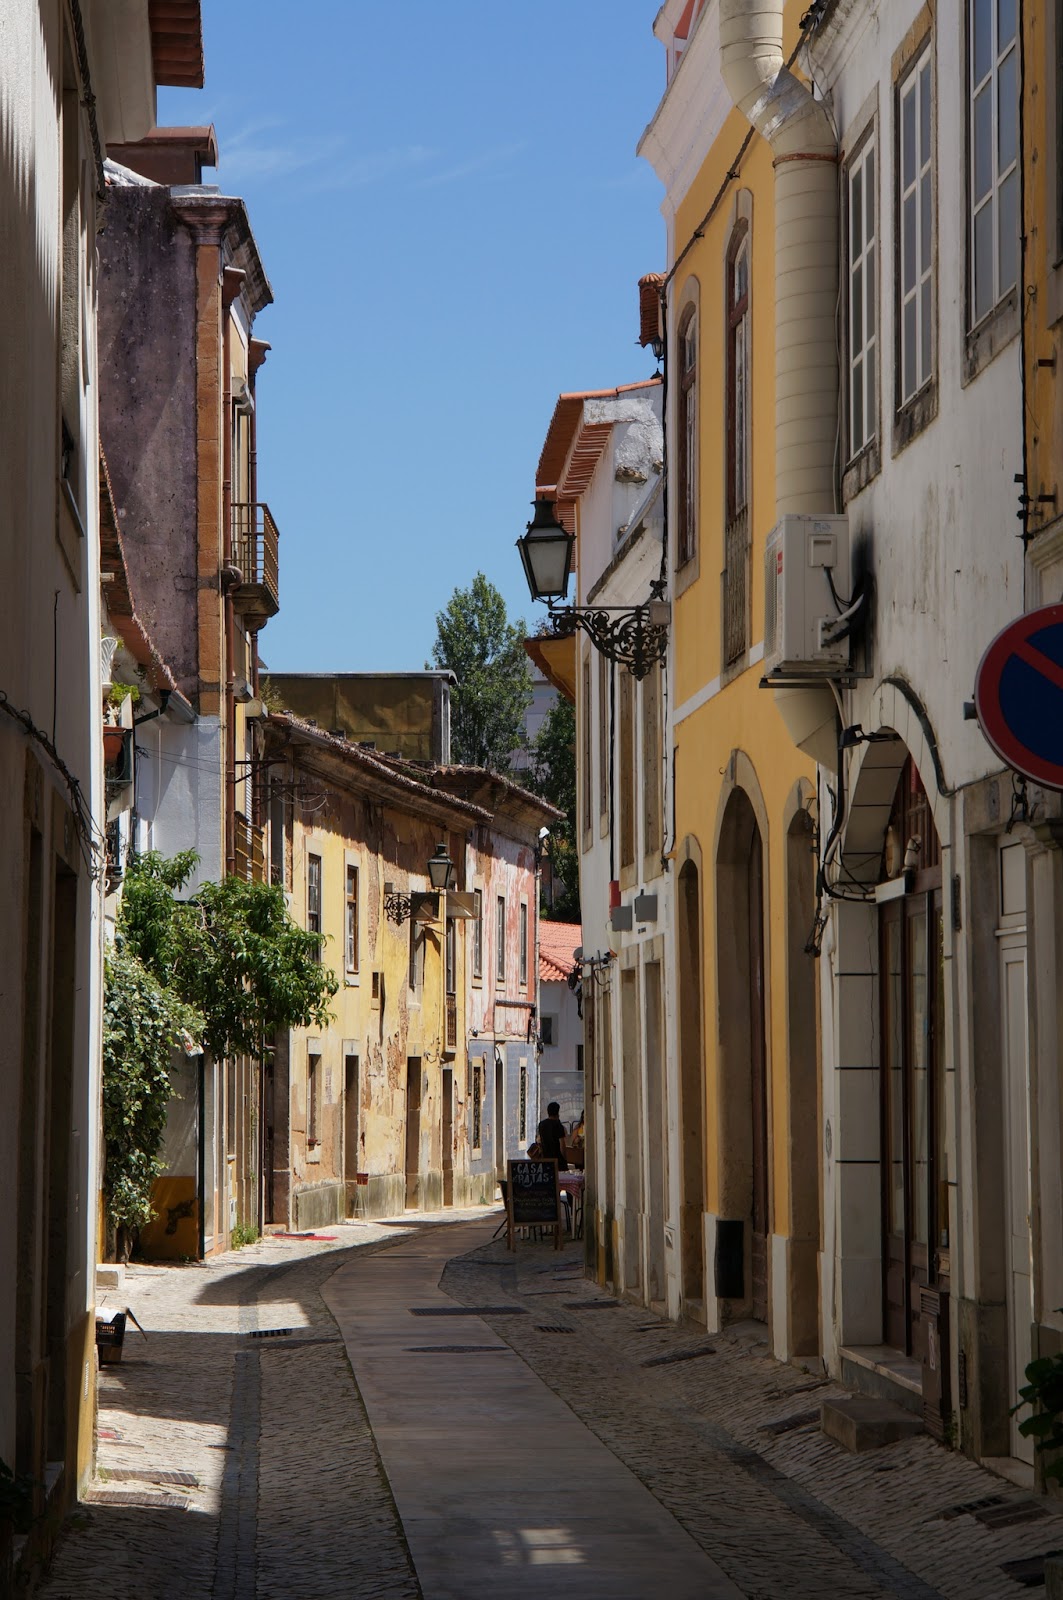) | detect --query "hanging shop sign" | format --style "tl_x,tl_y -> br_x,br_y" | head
975,603 -> 1063,791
